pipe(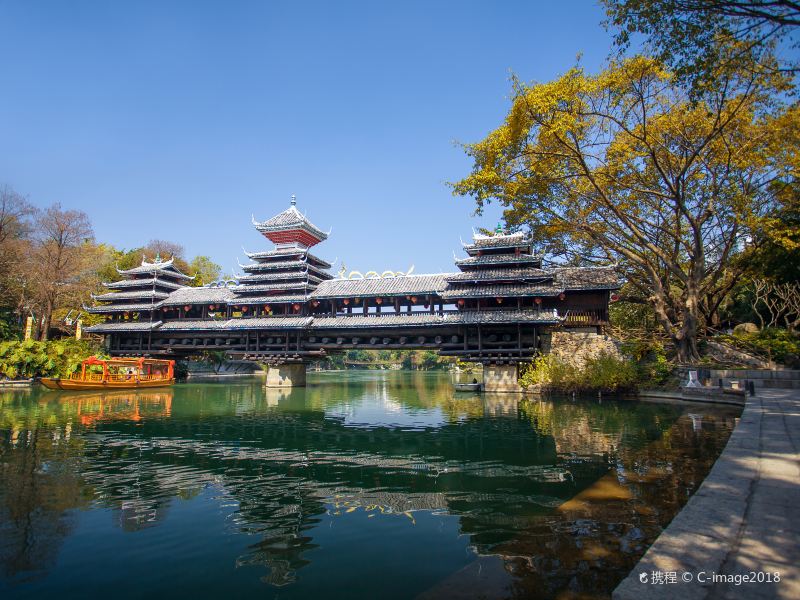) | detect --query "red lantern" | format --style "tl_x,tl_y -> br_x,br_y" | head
209,304 -> 216,310
264,304 -> 271,311
293,303 -> 301,312
184,305 -> 191,311
496,297 -> 503,304
242,306 -> 248,312
375,298 -> 383,305
611,294 -> 620,302
410,296 -> 418,303
162,307 -> 168,312
457,299 -> 465,306
534,297 -> 542,305
312,300 -> 320,307
558,293 -> 565,301
124,312 -> 130,318
343,298 -> 350,305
